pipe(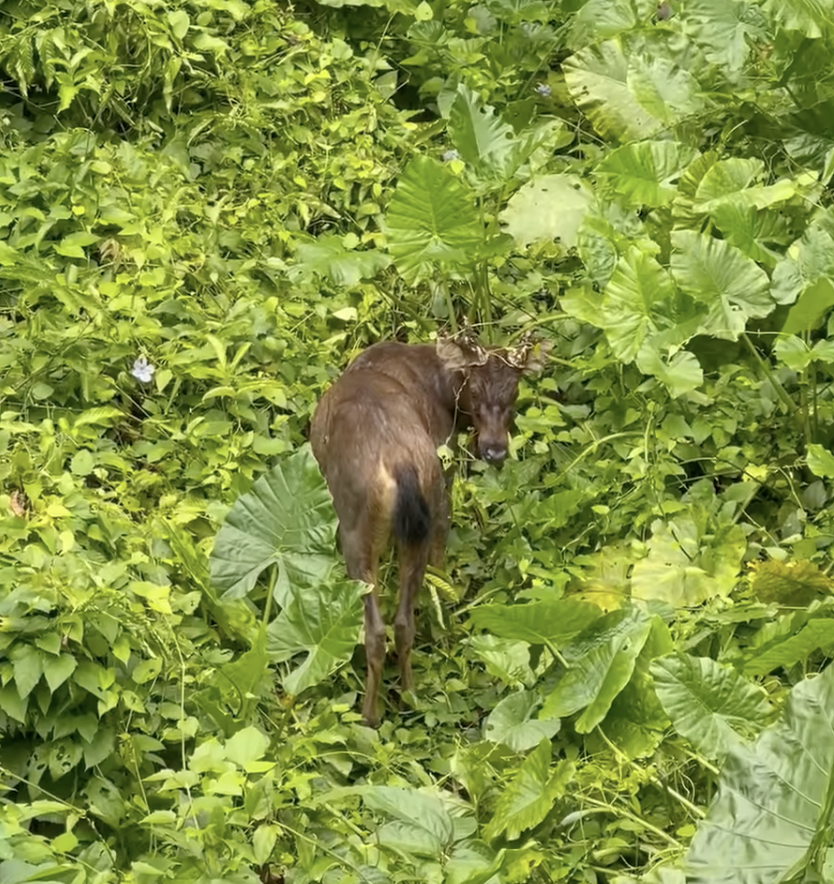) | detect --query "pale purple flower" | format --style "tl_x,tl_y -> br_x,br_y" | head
441,149 -> 460,162
535,83 -> 551,97
131,356 -> 155,384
